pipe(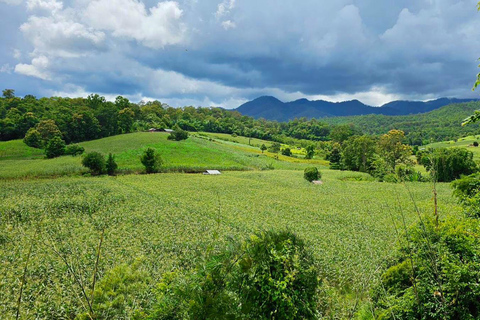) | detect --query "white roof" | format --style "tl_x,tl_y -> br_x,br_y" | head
204,170 -> 221,175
